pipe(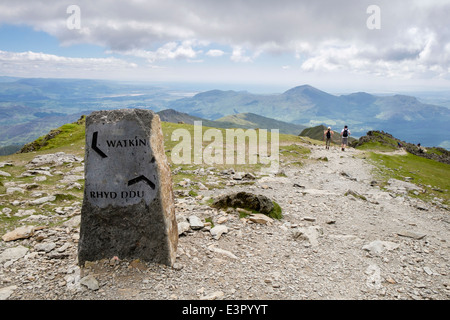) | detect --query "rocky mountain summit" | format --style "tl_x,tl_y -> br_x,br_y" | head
0,143 -> 449,300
